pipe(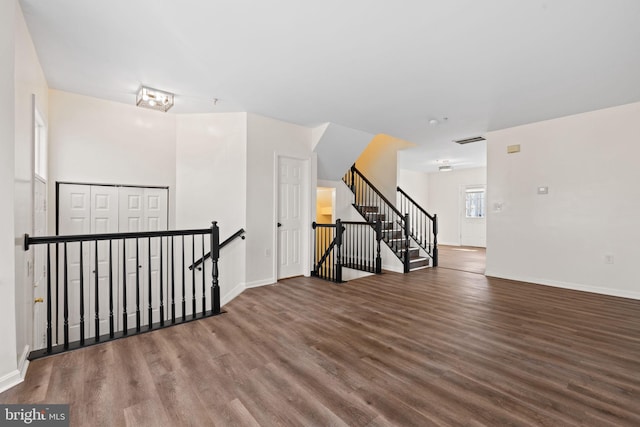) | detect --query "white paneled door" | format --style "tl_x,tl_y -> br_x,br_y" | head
277,157 -> 305,279
118,187 -> 168,329
58,184 -> 167,340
